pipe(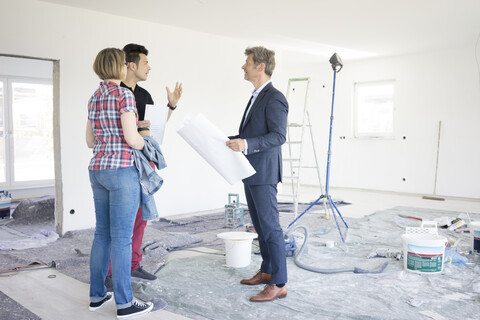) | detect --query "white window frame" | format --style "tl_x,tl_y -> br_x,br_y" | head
0,76 -> 54,189
353,80 -> 395,139
0,77 -> 8,186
